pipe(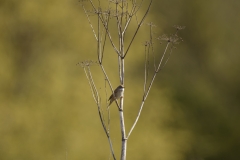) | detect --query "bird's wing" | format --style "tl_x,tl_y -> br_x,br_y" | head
108,88 -> 118,100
